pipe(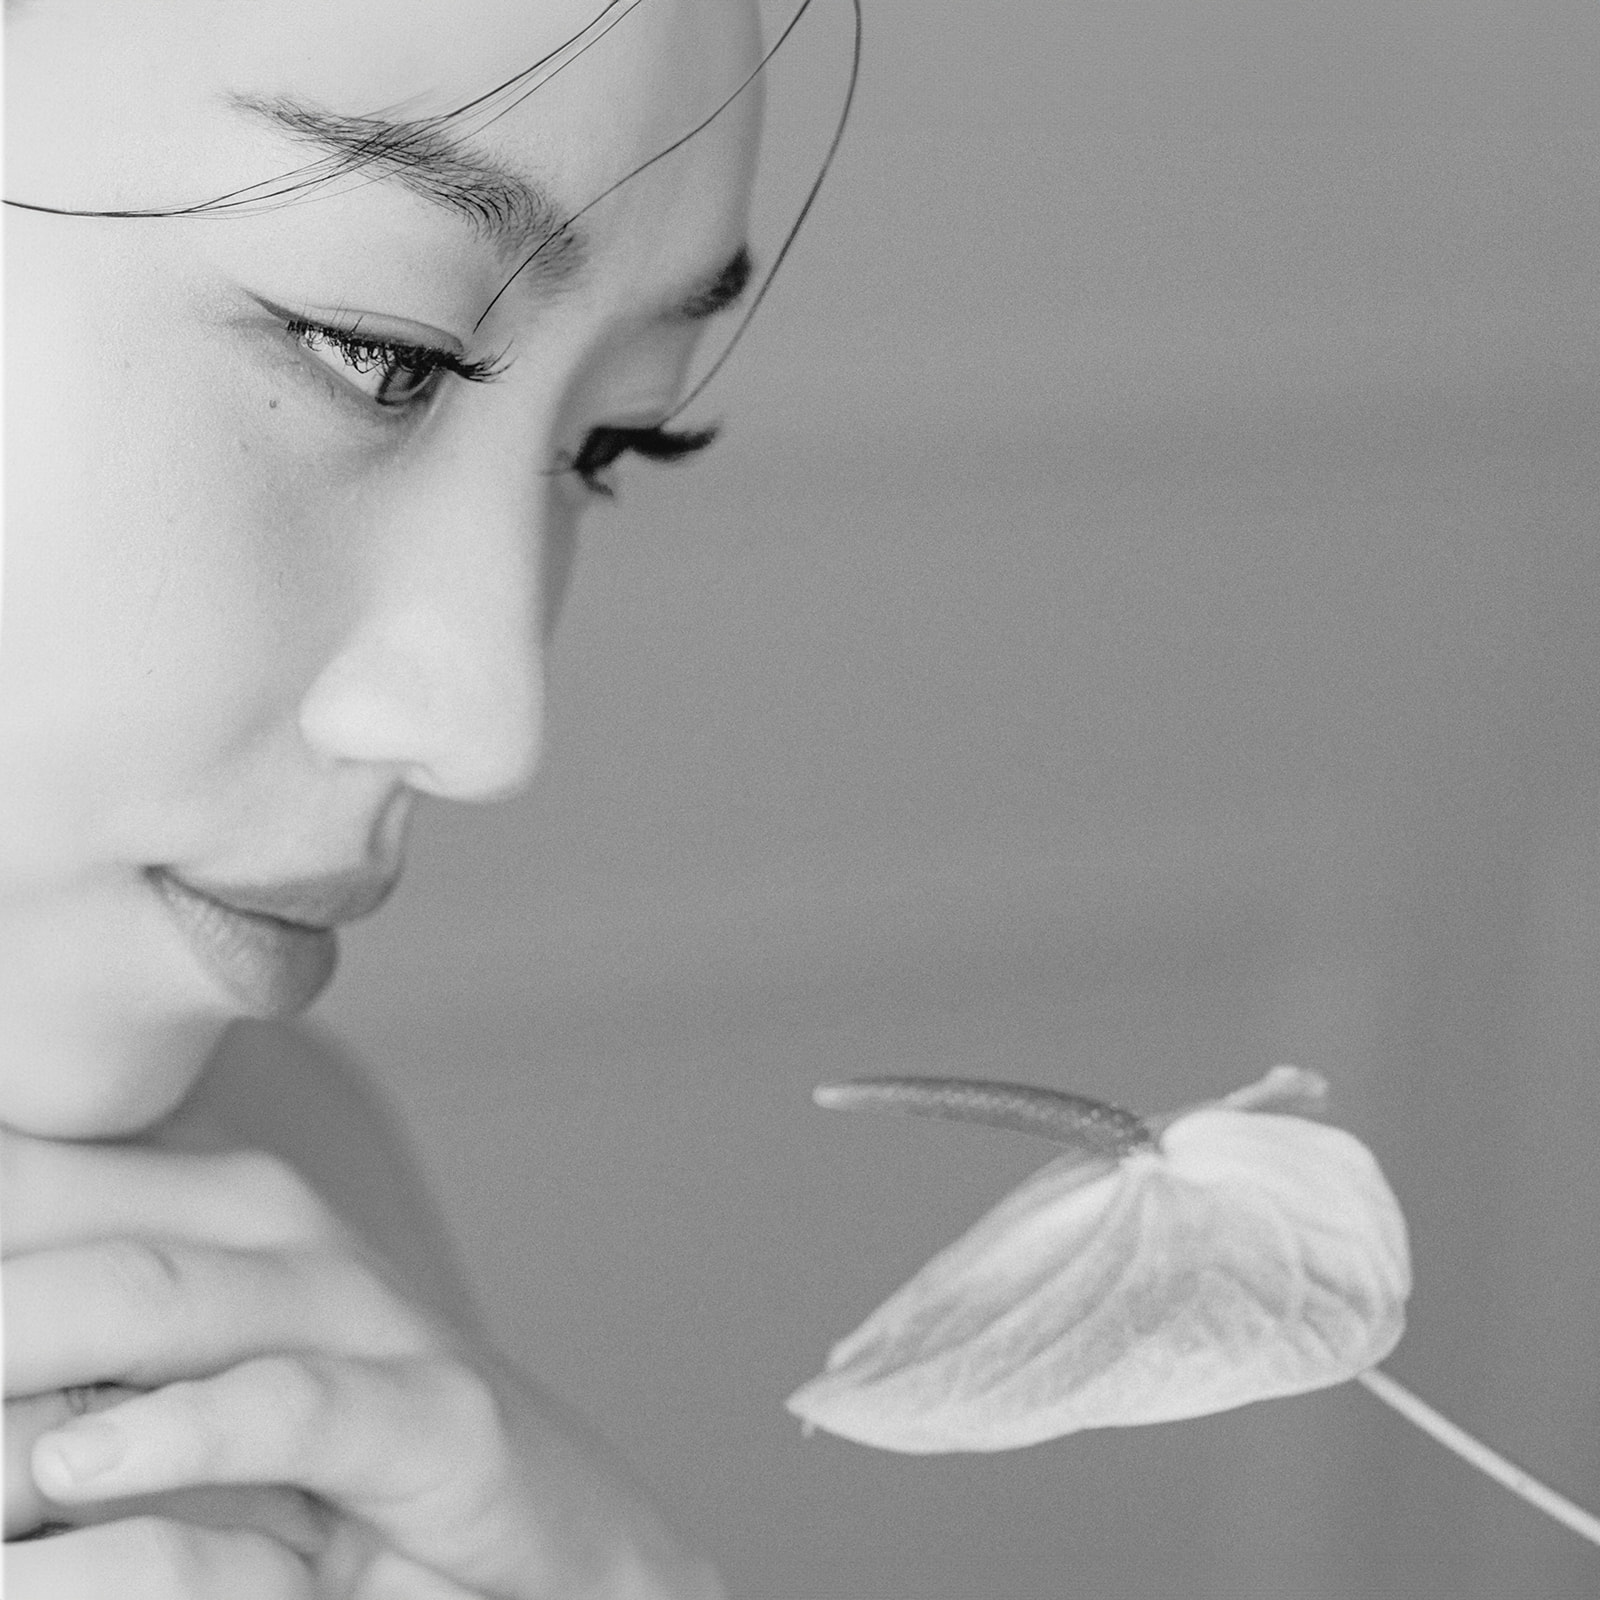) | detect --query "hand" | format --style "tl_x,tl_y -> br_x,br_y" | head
2,1129 -> 727,1599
